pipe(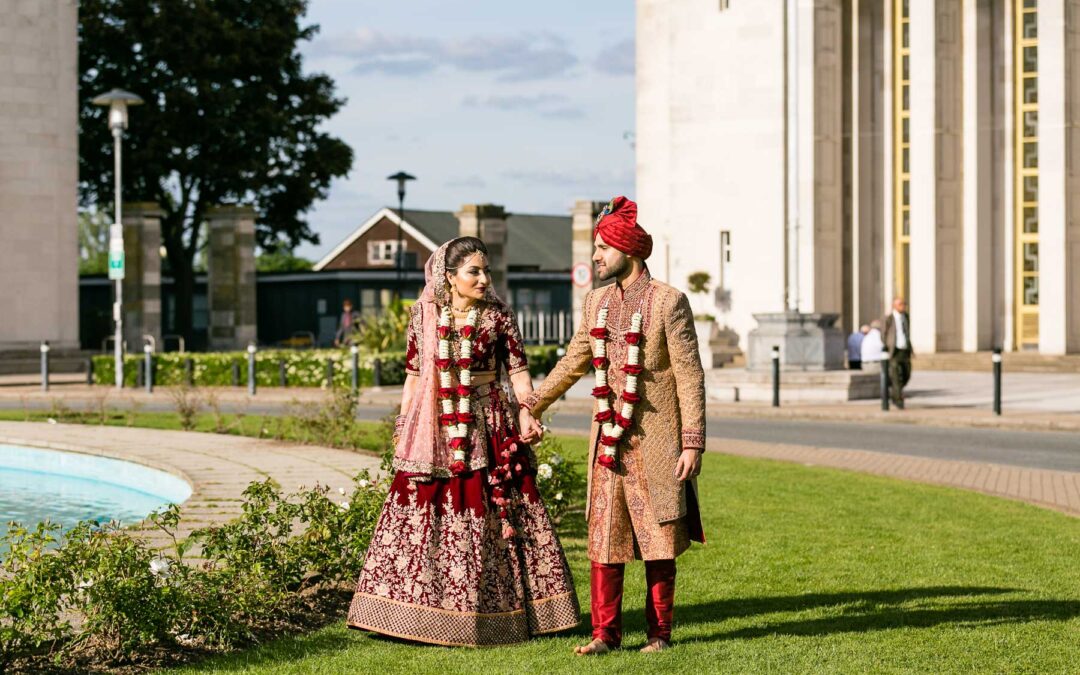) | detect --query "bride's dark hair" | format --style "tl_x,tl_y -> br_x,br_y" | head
444,236 -> 489,272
